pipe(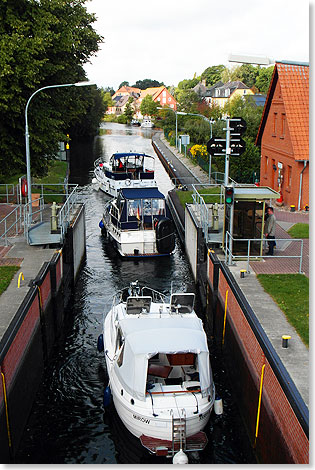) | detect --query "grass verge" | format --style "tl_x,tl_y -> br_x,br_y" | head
288,223 -> 309,239
0,266 -> 20,296
257,273 -> 309,347
33,160 -> 68,203
176,187 -> 222,207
